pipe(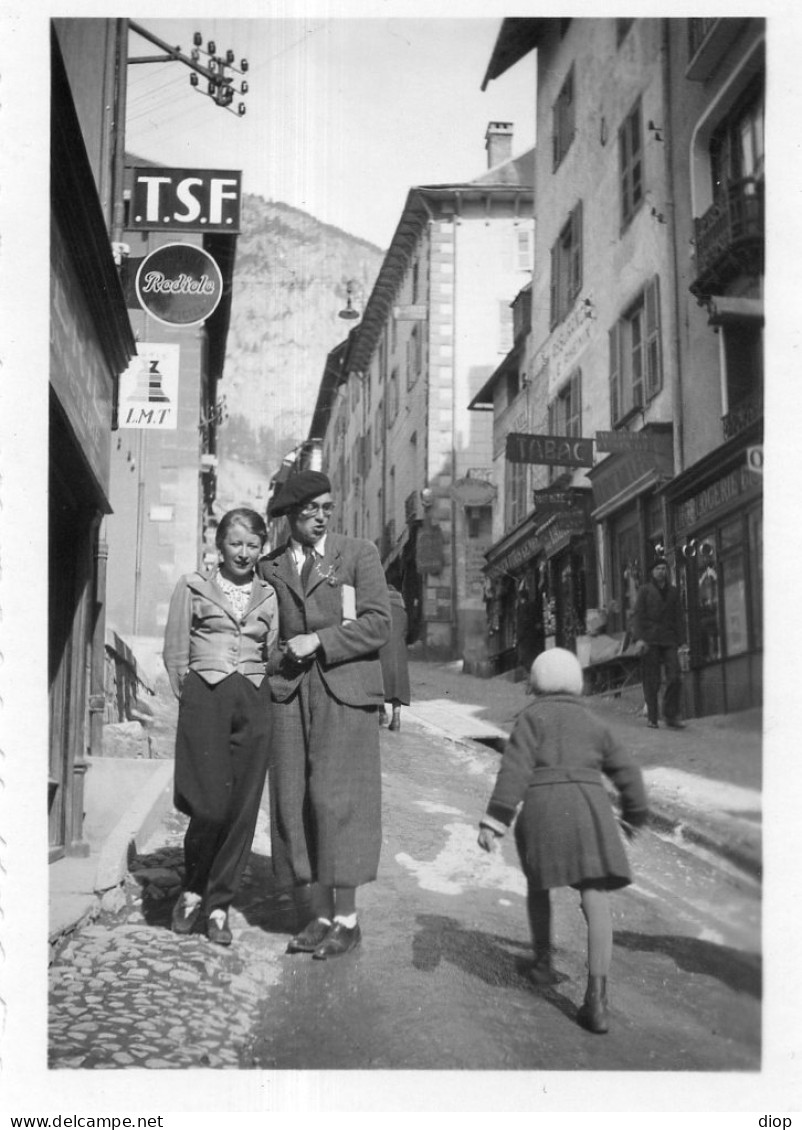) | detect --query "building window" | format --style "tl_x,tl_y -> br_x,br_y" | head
516,228 -> 533,271
552,66 -> 575,171
609,276 -> 662,425
619,99 -> 644,229
391,316 -> 397,354
506,368 -> 520,406
411,259 -> 419,303
388,367 -> 399,425
499,300 -> 514,353
407,324 -> 422,390
363,429 -> 372,475
710,79 -> 764,201
505,459 -> 528,530
547,368 -> 582,482
616,18 -> 634,45
374,399 -> 384,453
378,338 -> 386,383
549,201 -> 583,329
